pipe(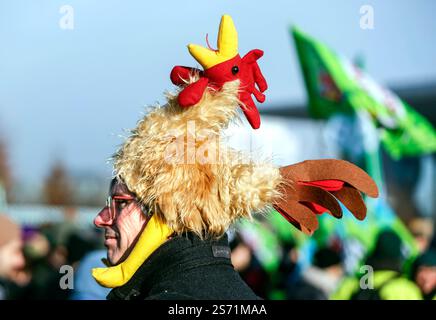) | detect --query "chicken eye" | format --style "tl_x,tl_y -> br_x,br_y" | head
231,66 -> 239,75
